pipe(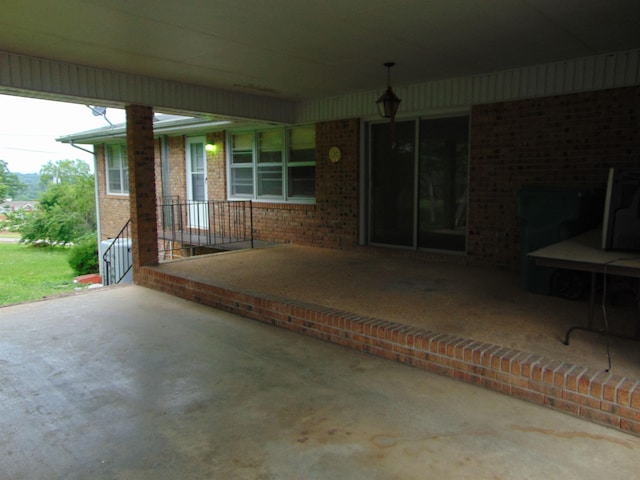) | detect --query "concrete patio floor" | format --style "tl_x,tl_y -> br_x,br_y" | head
1,286 -> 640,479
157,244 -> 640,381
